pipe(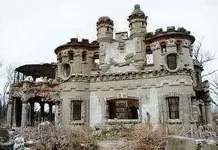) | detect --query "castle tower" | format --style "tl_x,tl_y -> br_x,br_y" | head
128,4 -> 148,39
54,38 -> 99,125
97,16 -> 114,41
